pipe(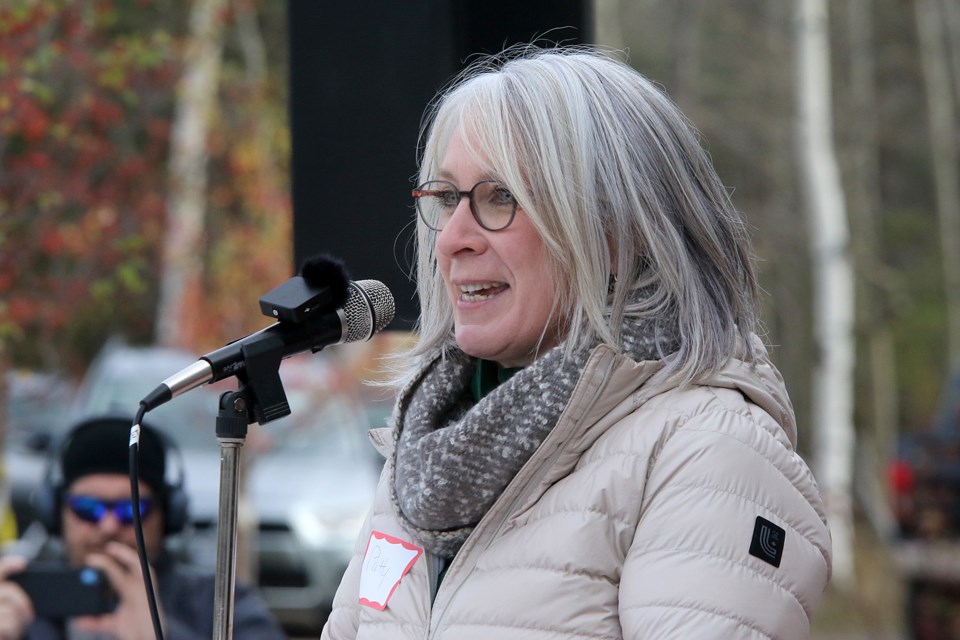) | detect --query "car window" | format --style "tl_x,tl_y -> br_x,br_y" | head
256,388 -> 366,458
80,373 -> 223,449
73,345 -> 371,460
